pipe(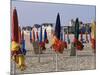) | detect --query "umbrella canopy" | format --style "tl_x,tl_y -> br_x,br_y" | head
55,13 -> 61,40
39,27 -> 42,43
12,8 -> 19,43
32,29 -> 35,42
